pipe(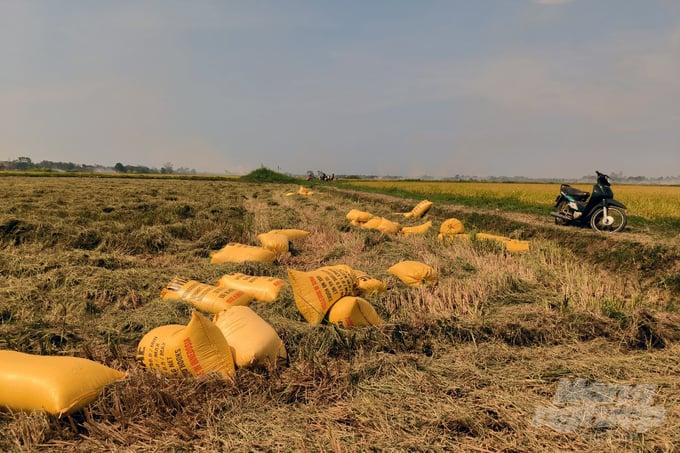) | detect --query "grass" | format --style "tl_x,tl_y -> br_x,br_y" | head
1,175 -> 679,452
